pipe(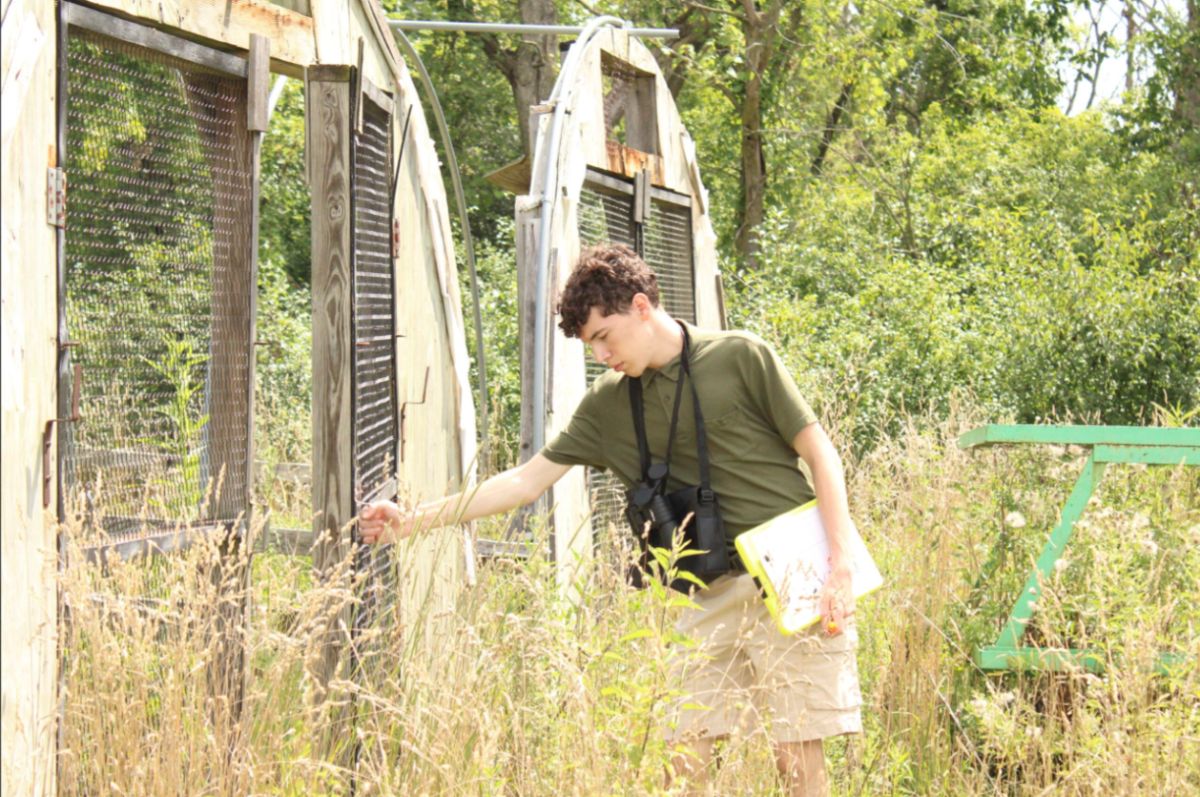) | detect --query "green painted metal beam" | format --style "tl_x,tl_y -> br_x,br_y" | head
962,423 -> 1198,674
976,646 -> 1188,676
1093,444 -> 1200,465
957,424 -> 1199,450
995,453 -> 1107,650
